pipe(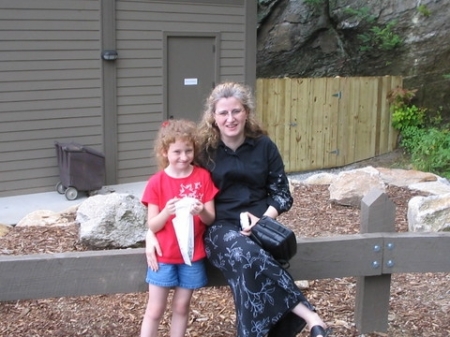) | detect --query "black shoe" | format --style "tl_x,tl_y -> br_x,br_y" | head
310,325 -> 331,337
268,312 -> 307,337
